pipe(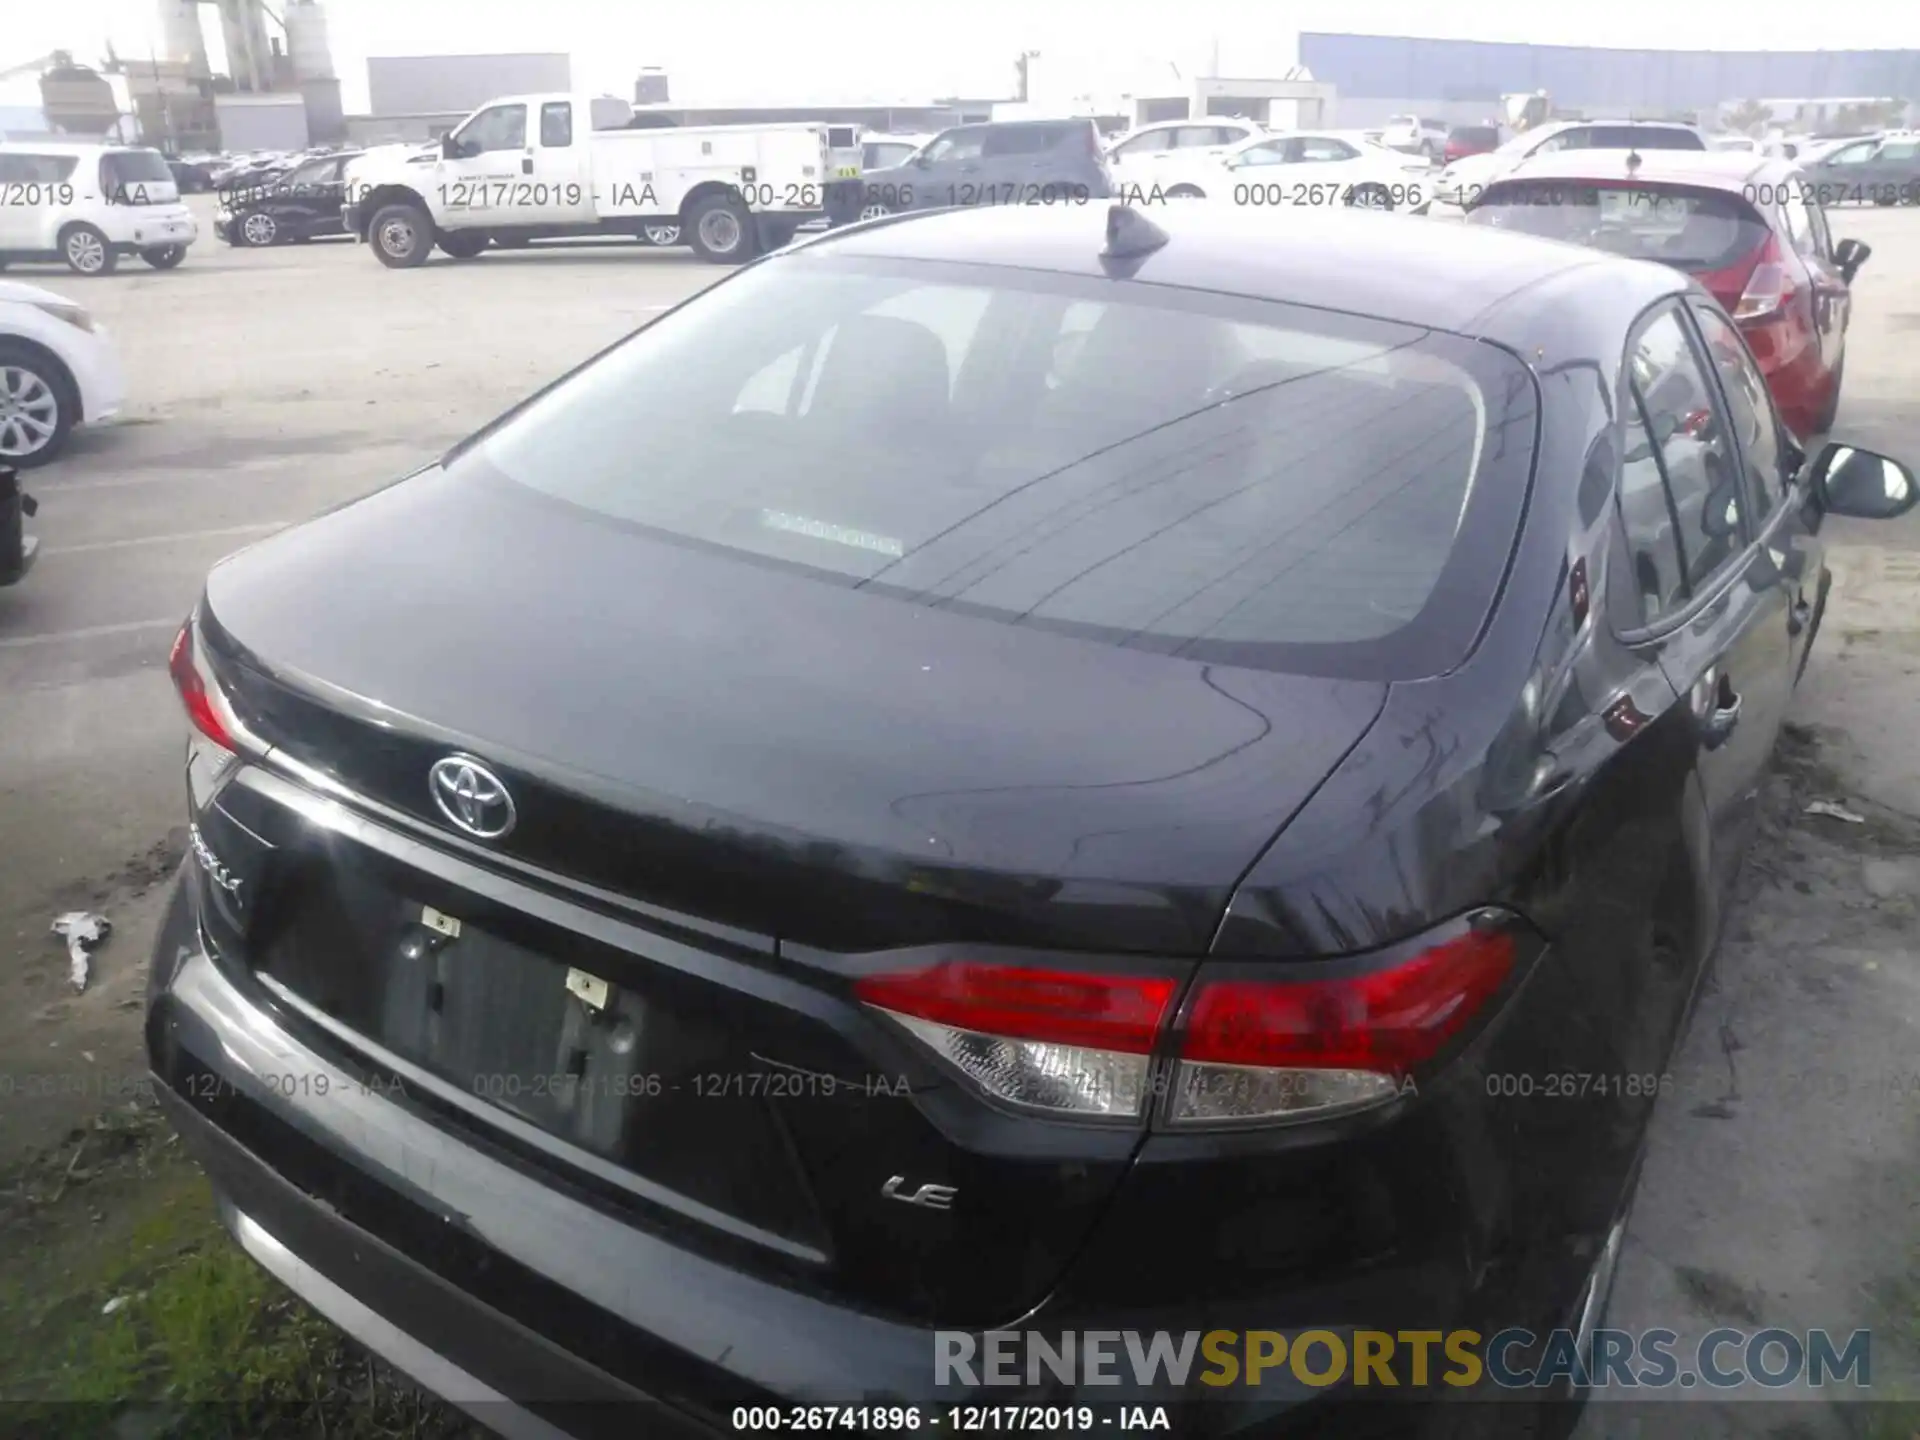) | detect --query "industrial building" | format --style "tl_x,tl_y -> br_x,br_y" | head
1298,32 -> 1920,129
343,53 -> 572,142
